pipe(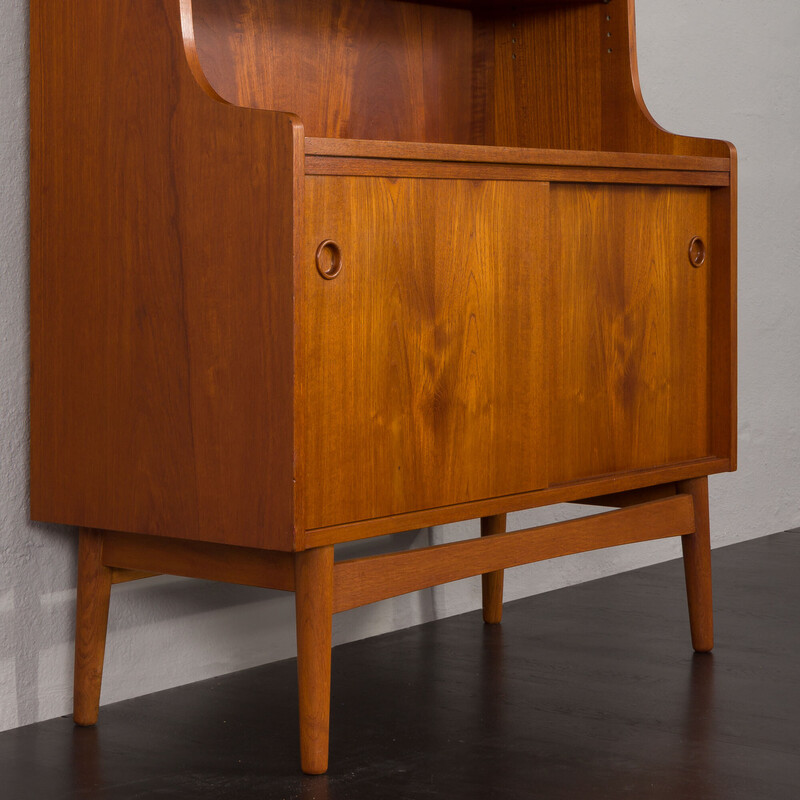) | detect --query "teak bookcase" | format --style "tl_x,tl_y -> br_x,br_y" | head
31,0 -> 736,774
